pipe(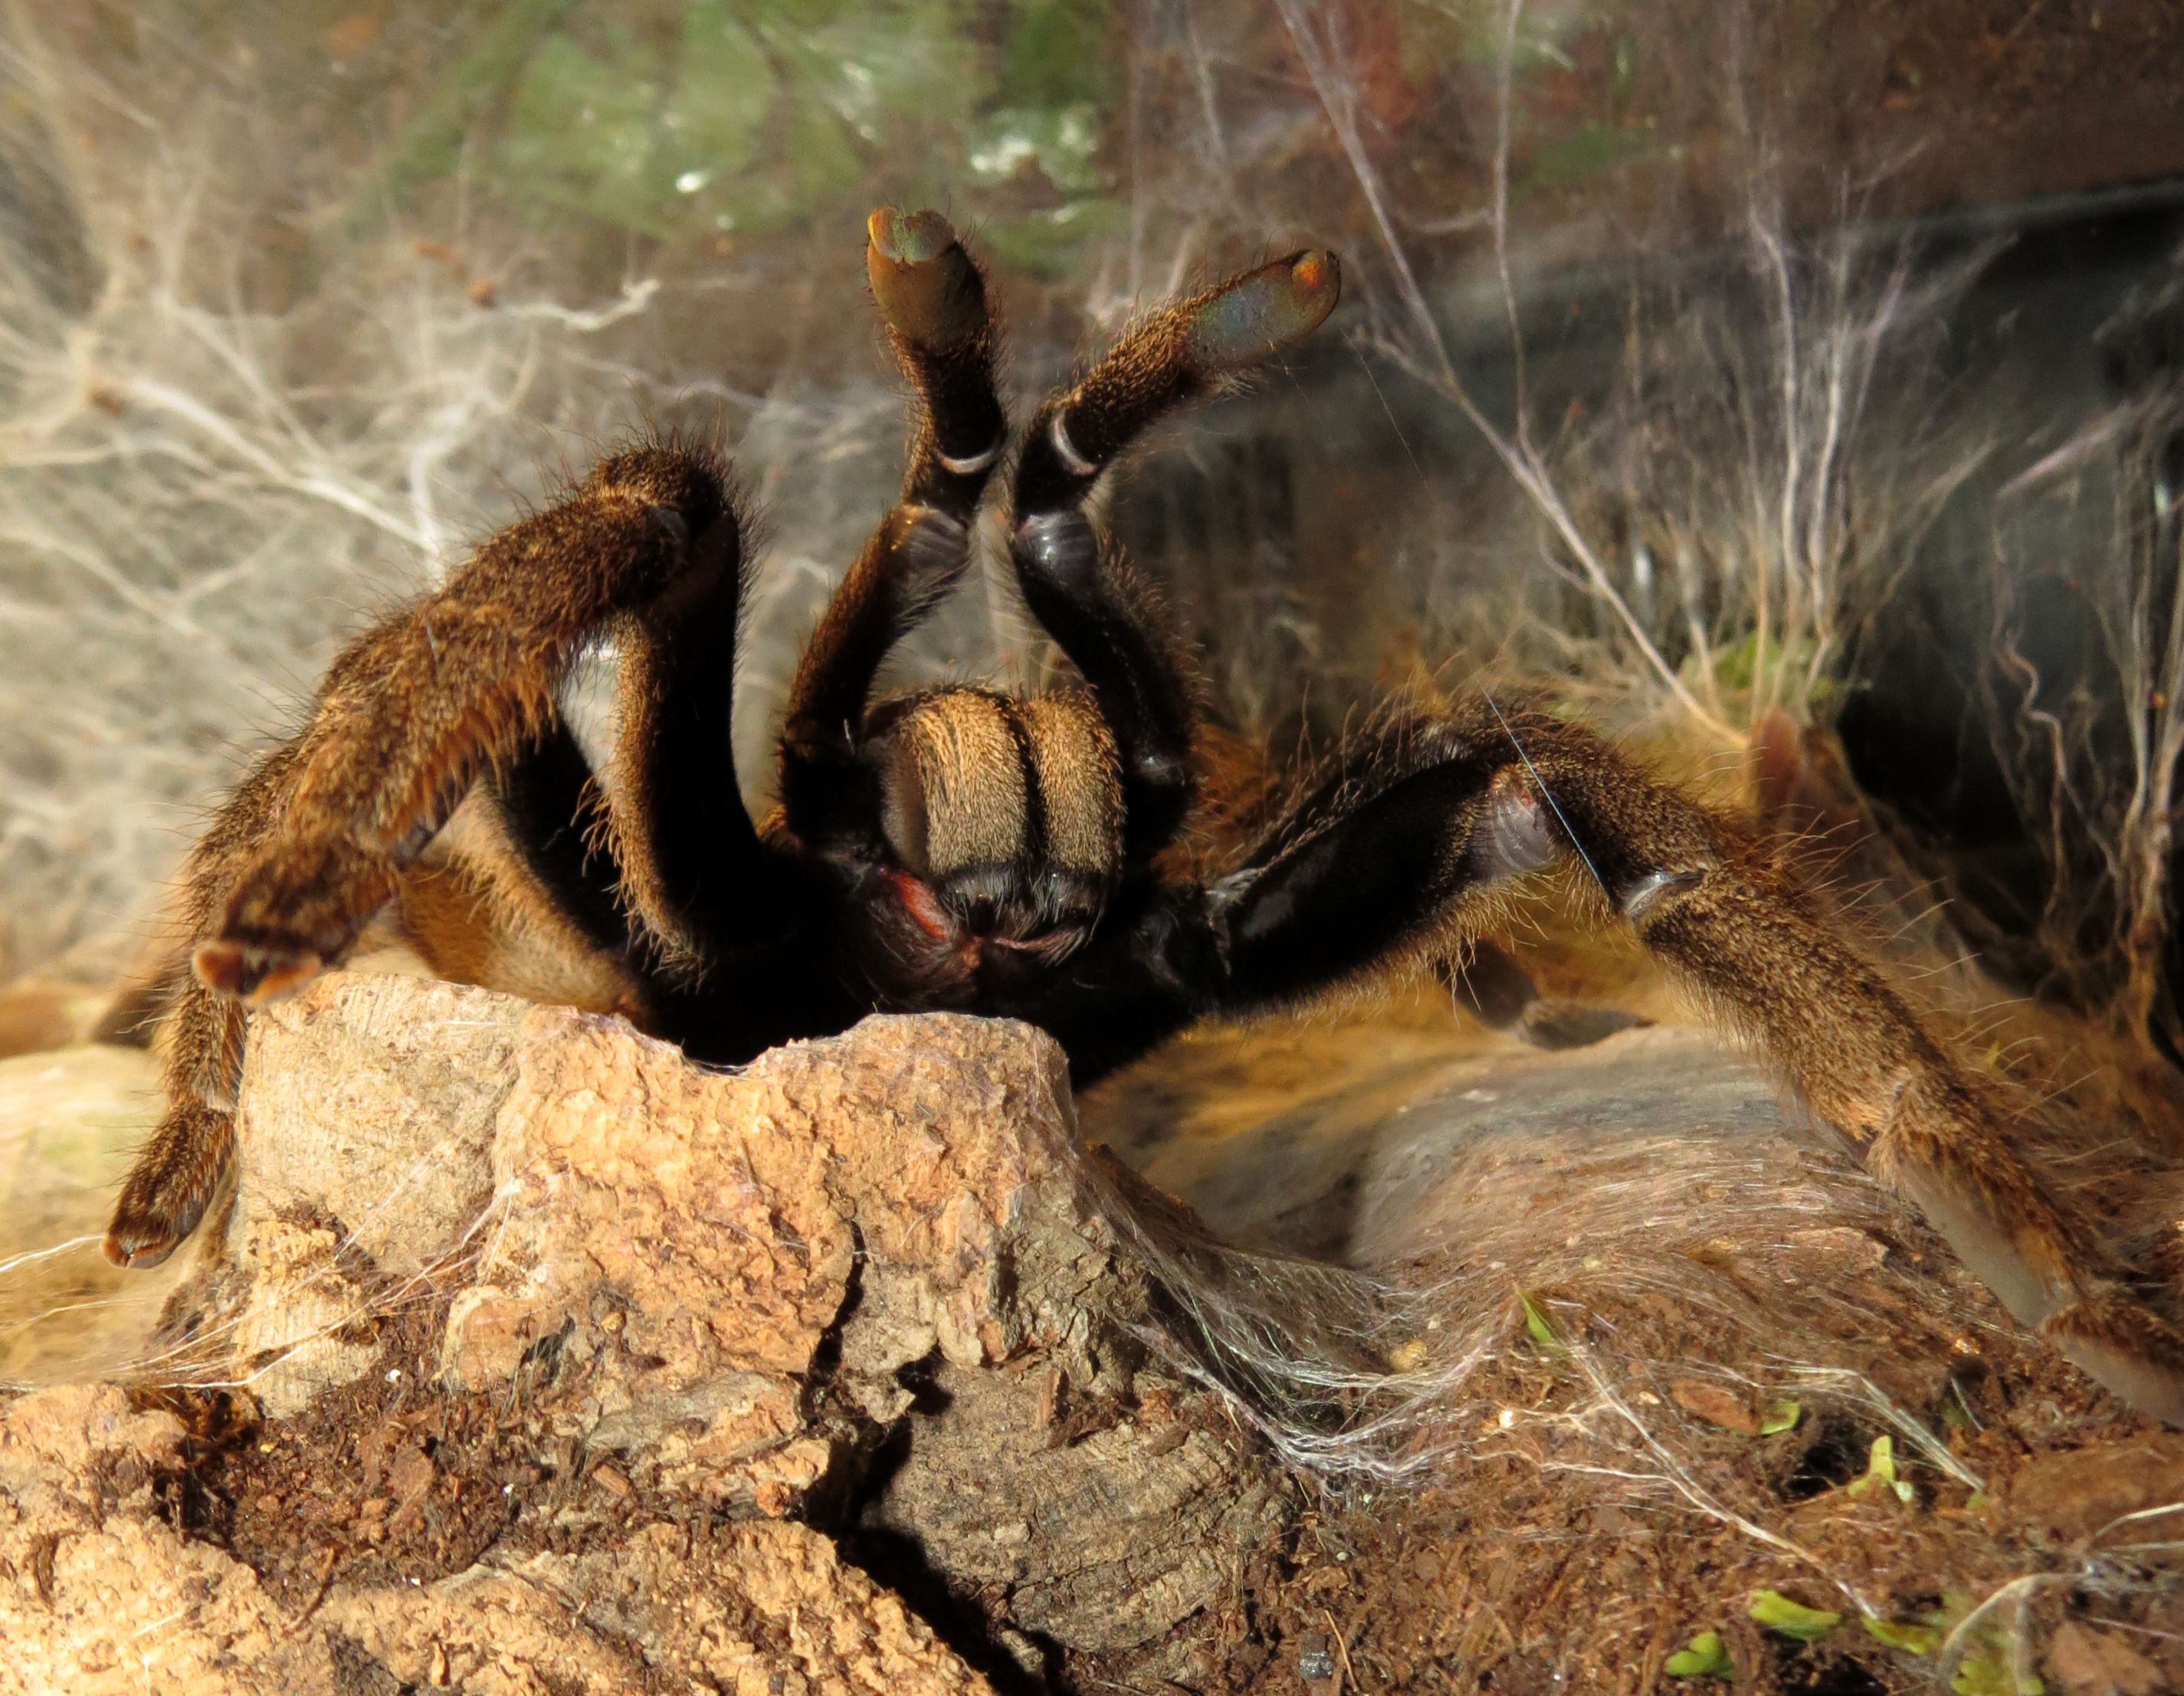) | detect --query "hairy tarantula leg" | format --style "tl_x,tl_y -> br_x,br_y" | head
105,1101 -> 232,1269
781,208 -> 1007,842
1013,247 -> 1340,514
1011,250 -> 1340,858
109,445 -> 753,1269
196,445 -> 746,1004
103,969 -> 248,1266
866,206 -> 1007,513
1192,701 -> 2184,1421
105,747 -> 284,1265
1497,710 -> 2184,1424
